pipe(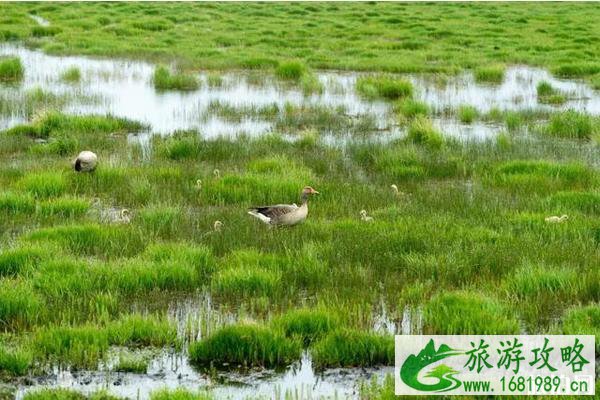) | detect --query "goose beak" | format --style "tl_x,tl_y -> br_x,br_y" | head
312,190 -> 320,195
